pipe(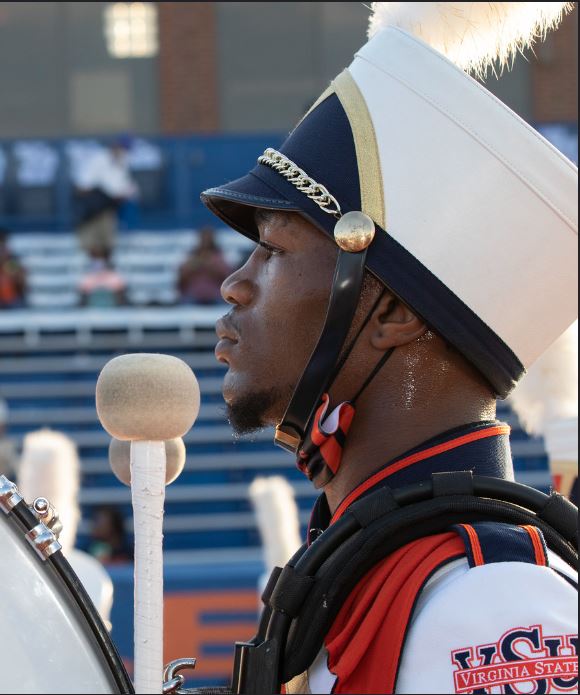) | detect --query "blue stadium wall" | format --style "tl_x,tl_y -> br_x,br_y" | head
0,125 -> 577,233
0,134 -> 285,232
